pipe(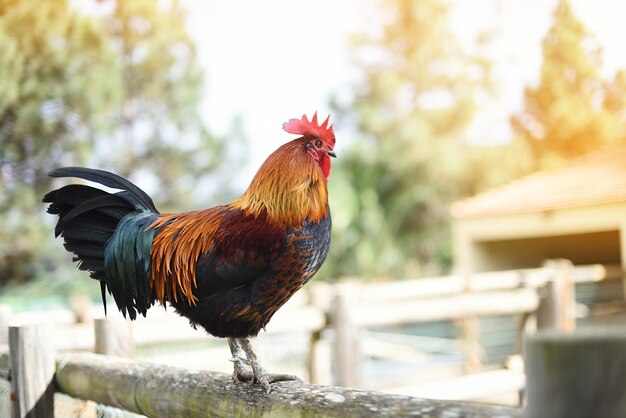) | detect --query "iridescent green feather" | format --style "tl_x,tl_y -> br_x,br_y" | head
104,211 -> 158,319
